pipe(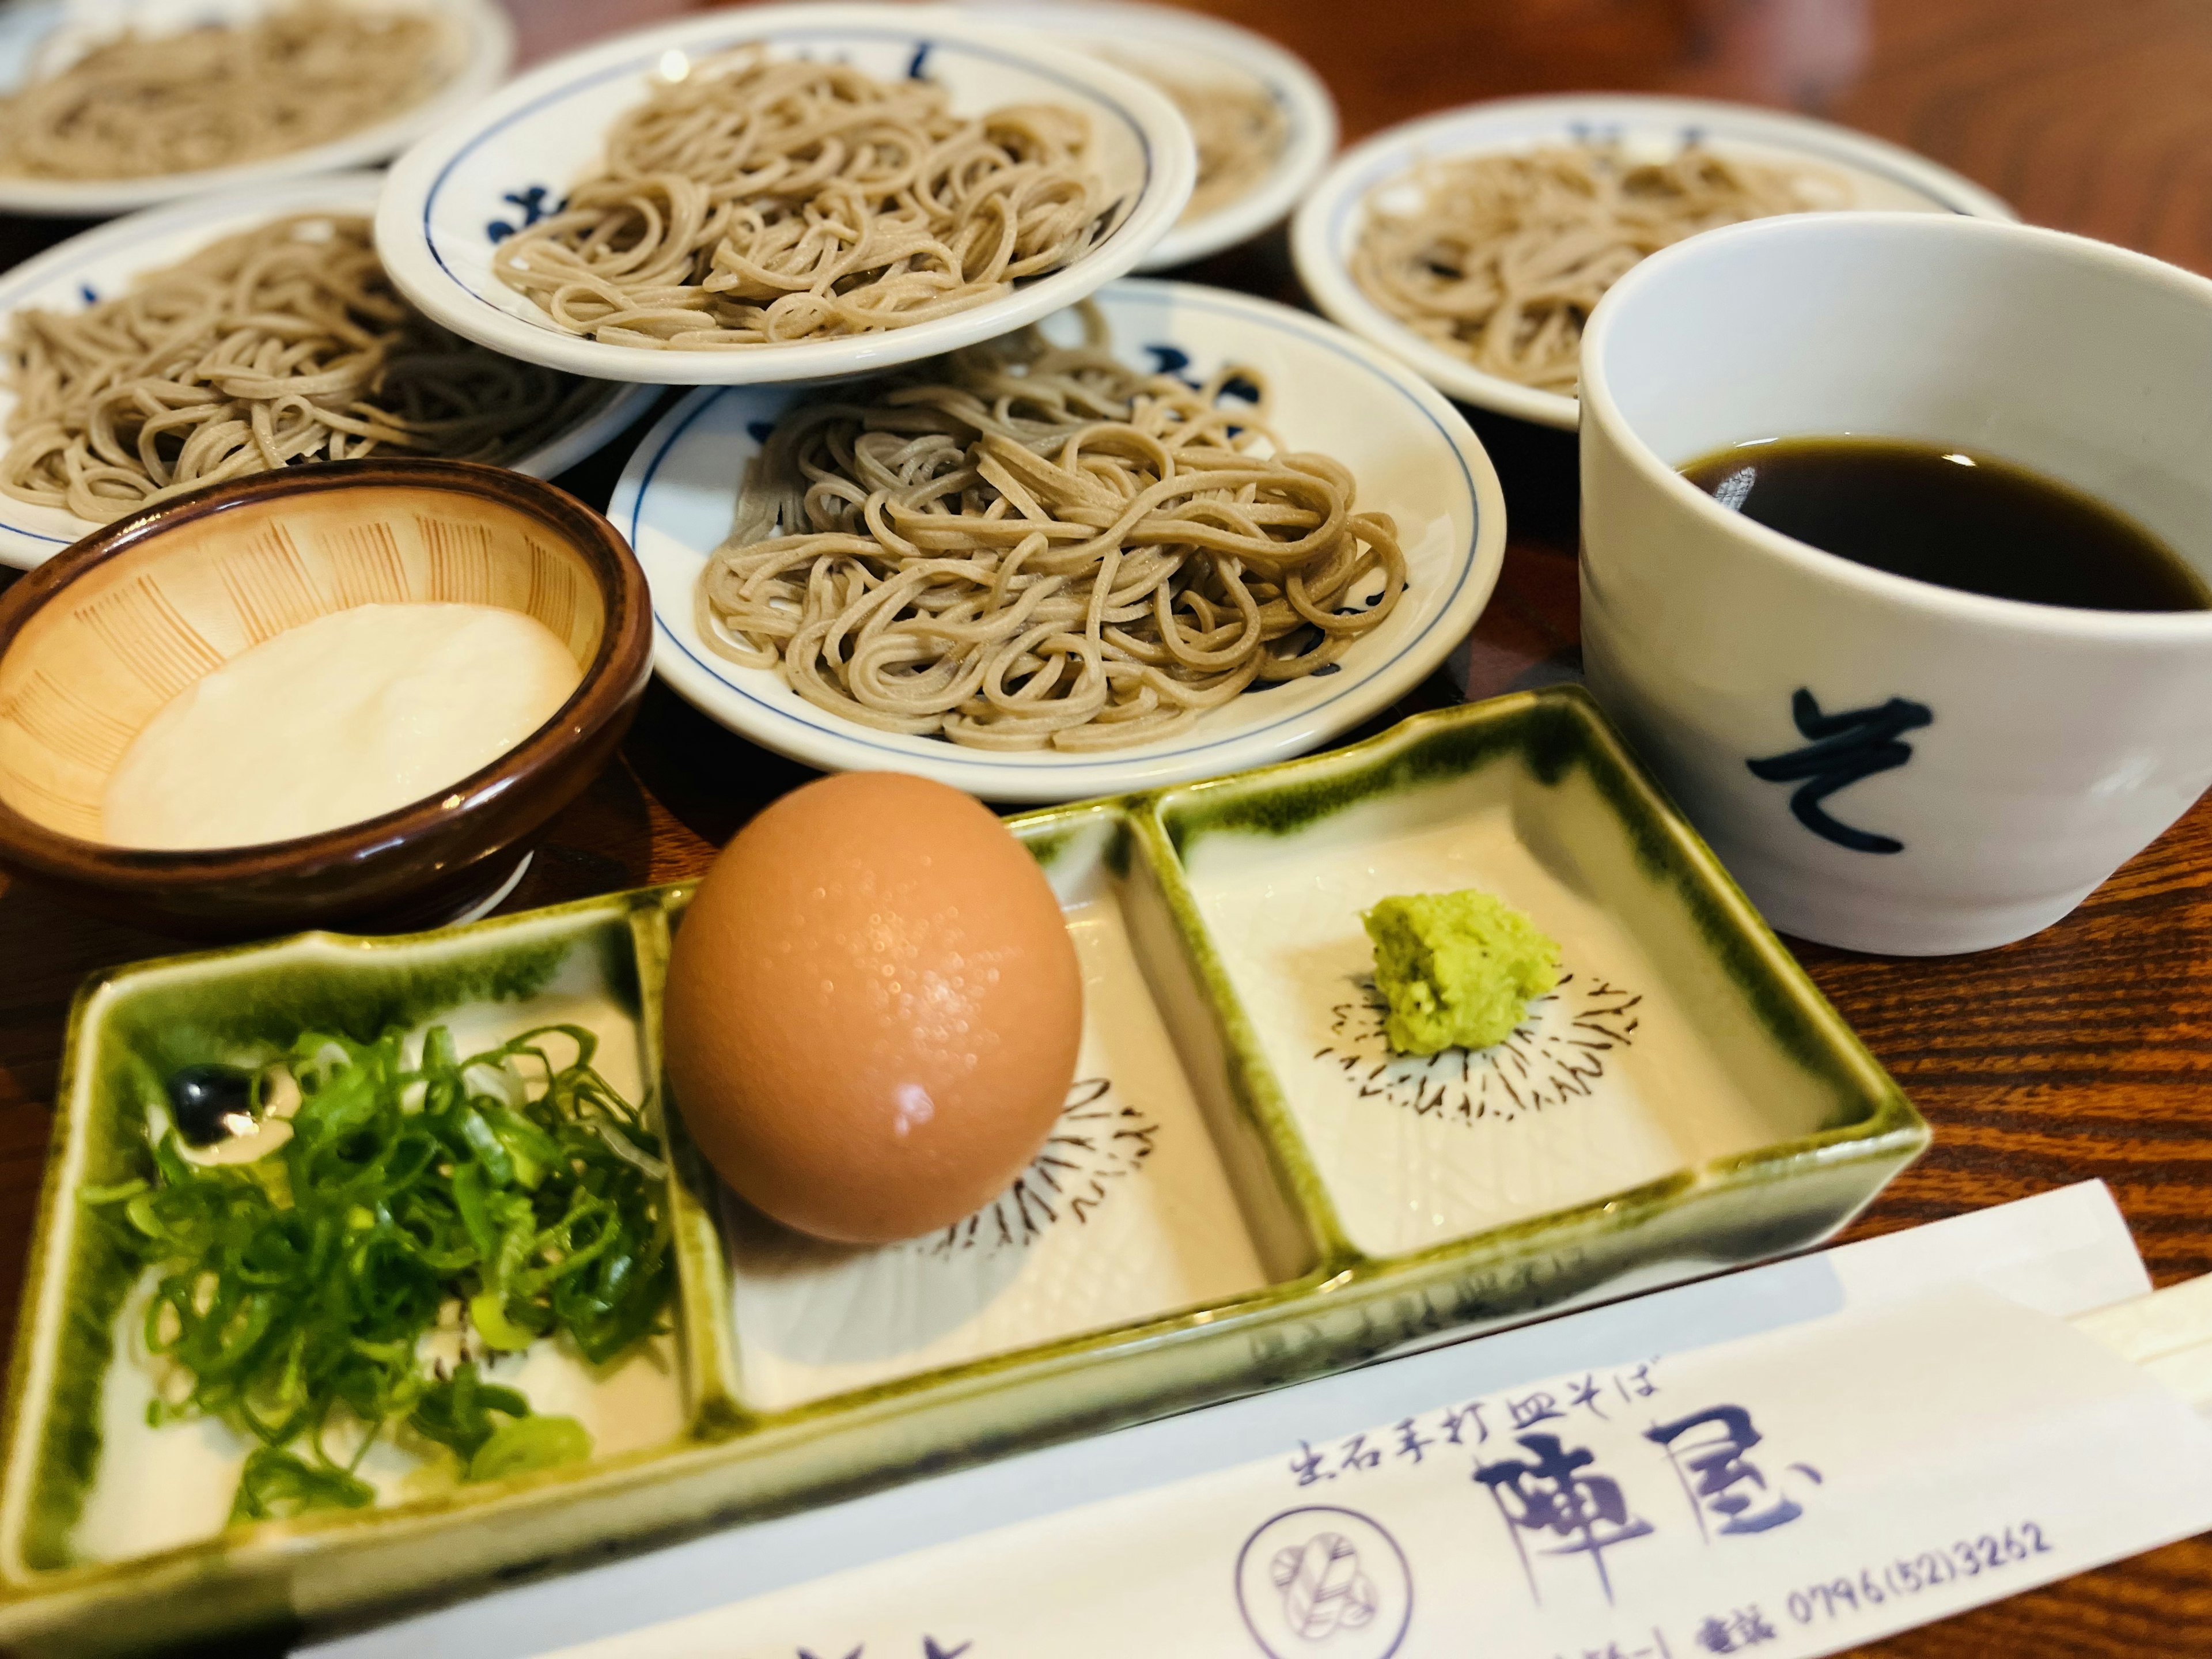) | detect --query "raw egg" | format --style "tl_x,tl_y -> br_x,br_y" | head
662,771 -> 1084,1244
